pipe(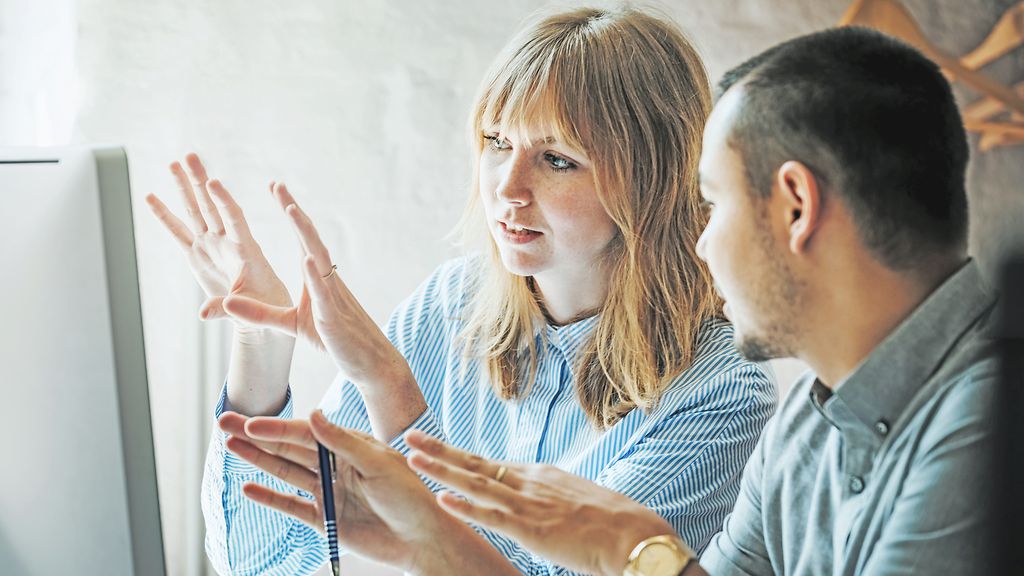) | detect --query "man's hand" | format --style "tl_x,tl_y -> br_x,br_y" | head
406,430 -> 683,576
